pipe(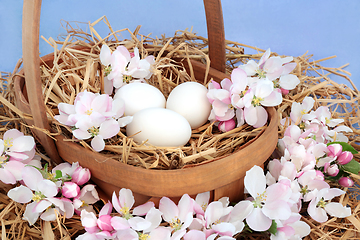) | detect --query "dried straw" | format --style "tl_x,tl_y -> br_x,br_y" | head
1,17 -> 360,239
